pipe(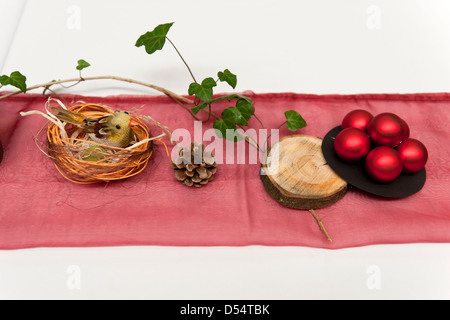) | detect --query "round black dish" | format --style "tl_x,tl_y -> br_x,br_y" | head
321,126 -> 426,198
